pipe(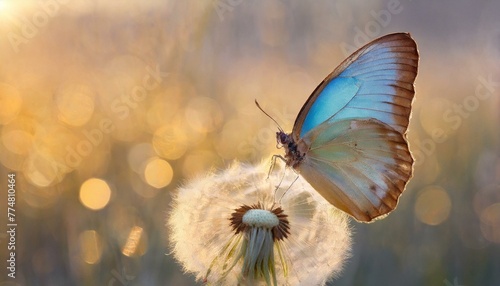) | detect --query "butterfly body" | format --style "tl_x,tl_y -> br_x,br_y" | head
275,33 -> 418,222
277,131 -> 305,168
